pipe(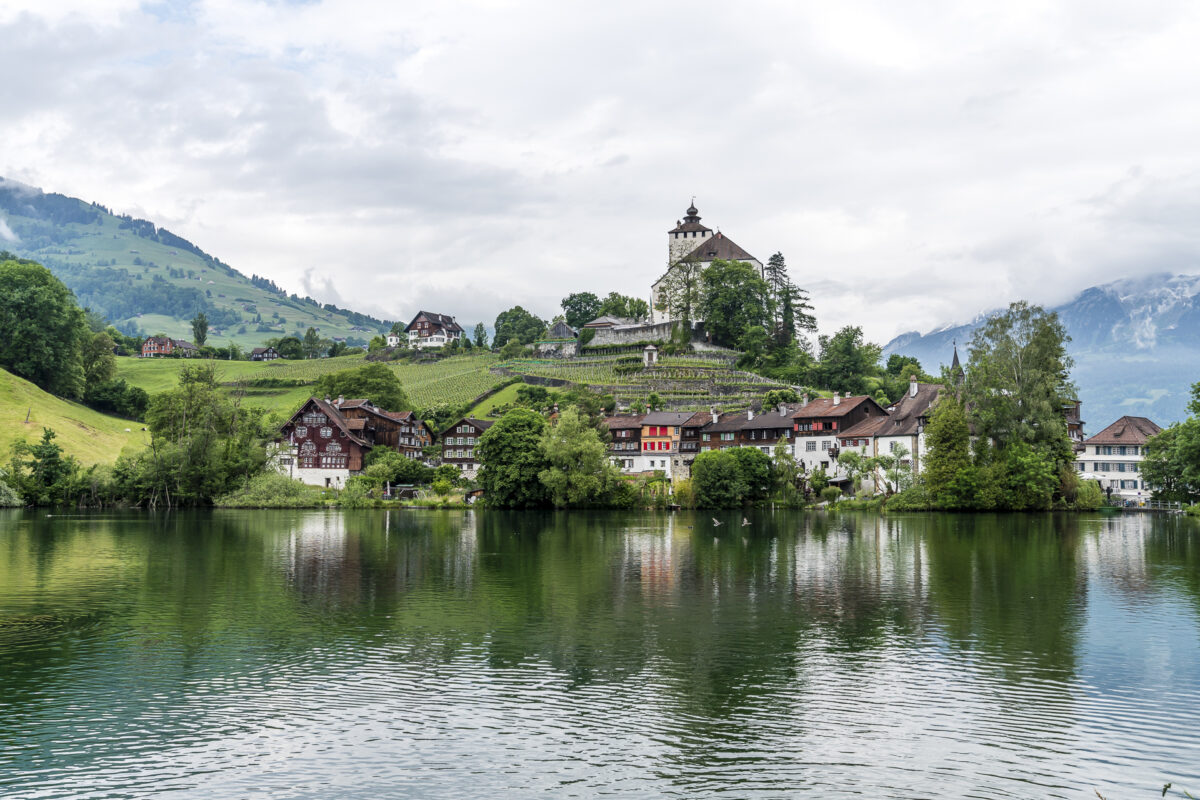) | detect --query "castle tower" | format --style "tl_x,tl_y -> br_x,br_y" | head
668,200 -> 712,264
